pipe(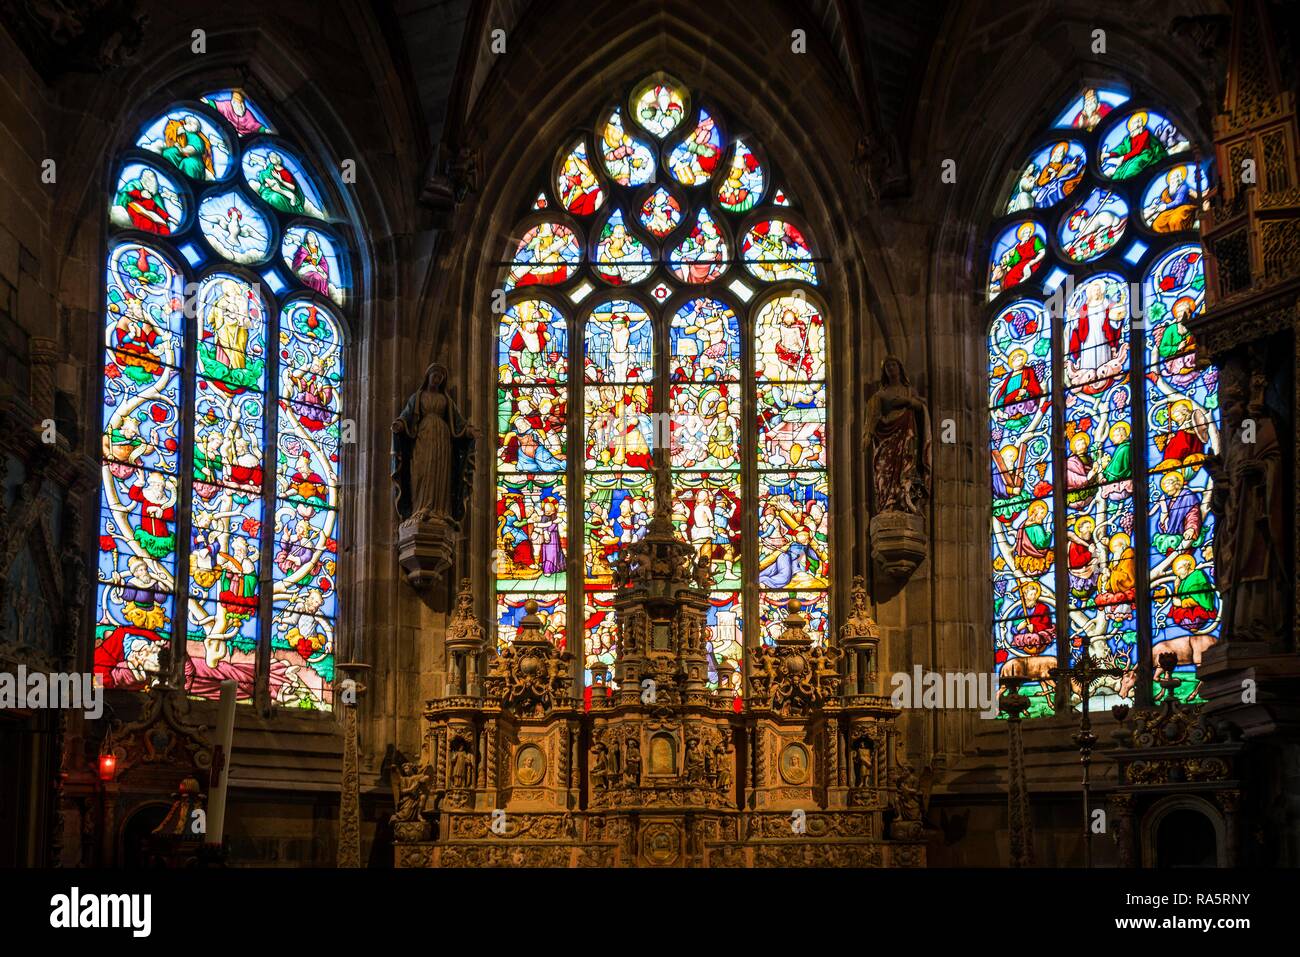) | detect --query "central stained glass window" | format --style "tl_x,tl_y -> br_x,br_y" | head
494,74 -> 829,702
